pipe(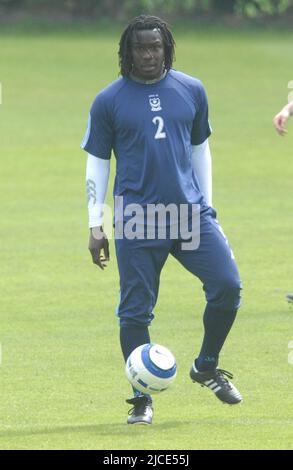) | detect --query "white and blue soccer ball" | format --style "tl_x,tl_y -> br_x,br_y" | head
125,343 -> 177,394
